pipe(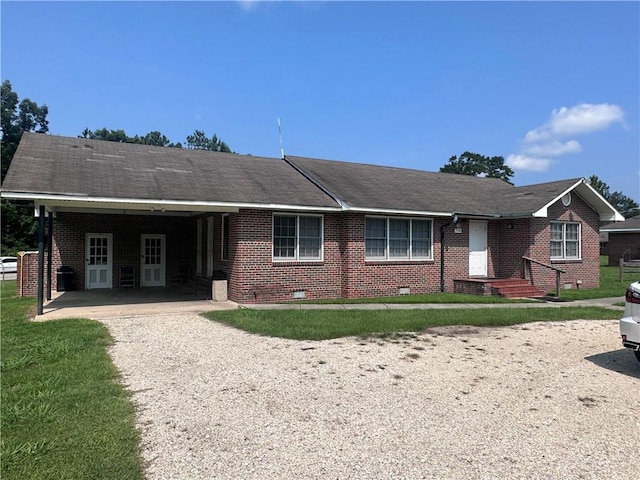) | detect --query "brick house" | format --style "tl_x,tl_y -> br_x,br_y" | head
600,215 -> 640,266
2,133 -> 623,307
